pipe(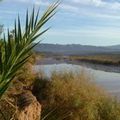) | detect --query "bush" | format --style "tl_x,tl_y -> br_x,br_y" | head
32,71 -> 120,120
0,55 -> 37,120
